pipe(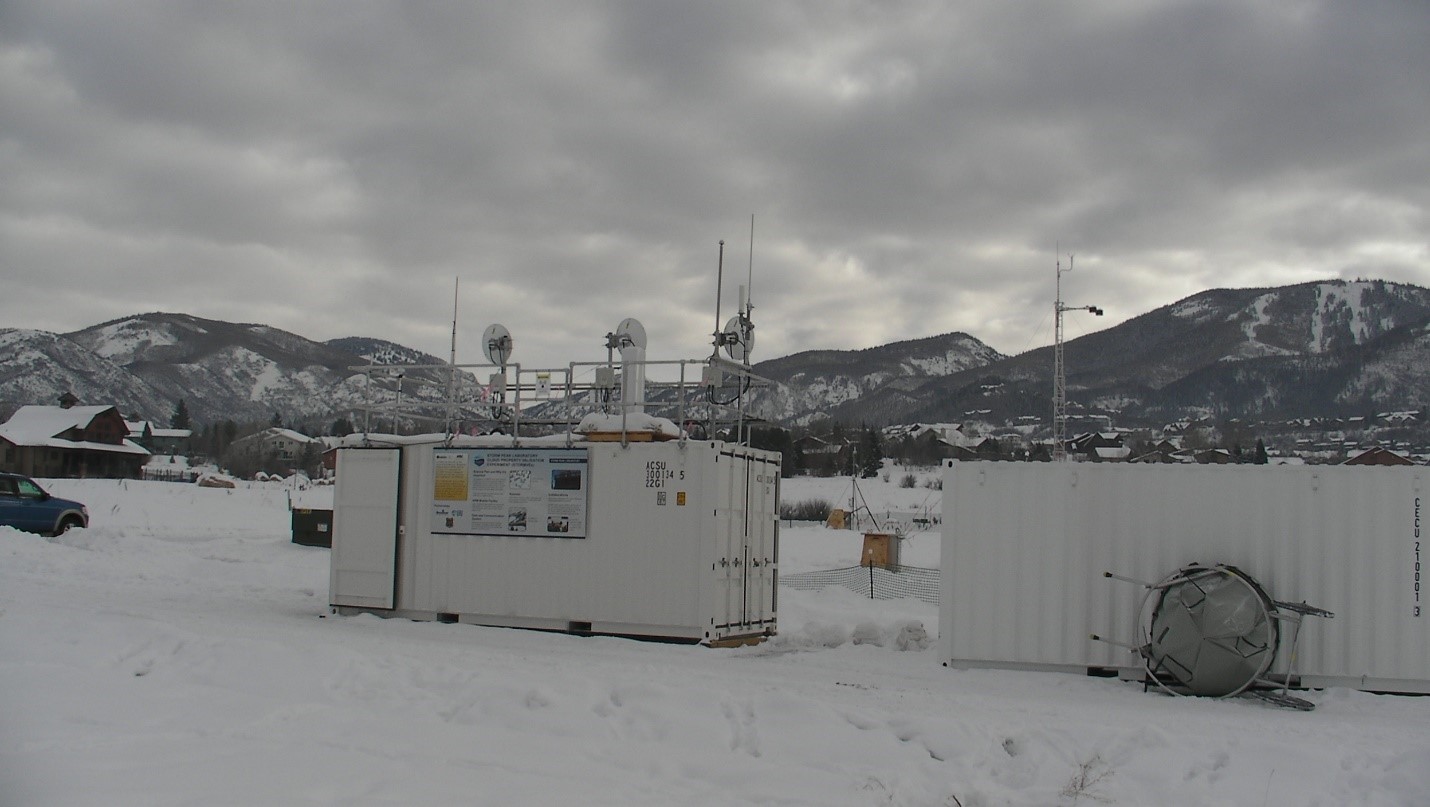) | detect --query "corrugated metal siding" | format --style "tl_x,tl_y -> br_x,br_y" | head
372,441 -> 779,642
941,462 -> 1429,692
329,447 -> 401,609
